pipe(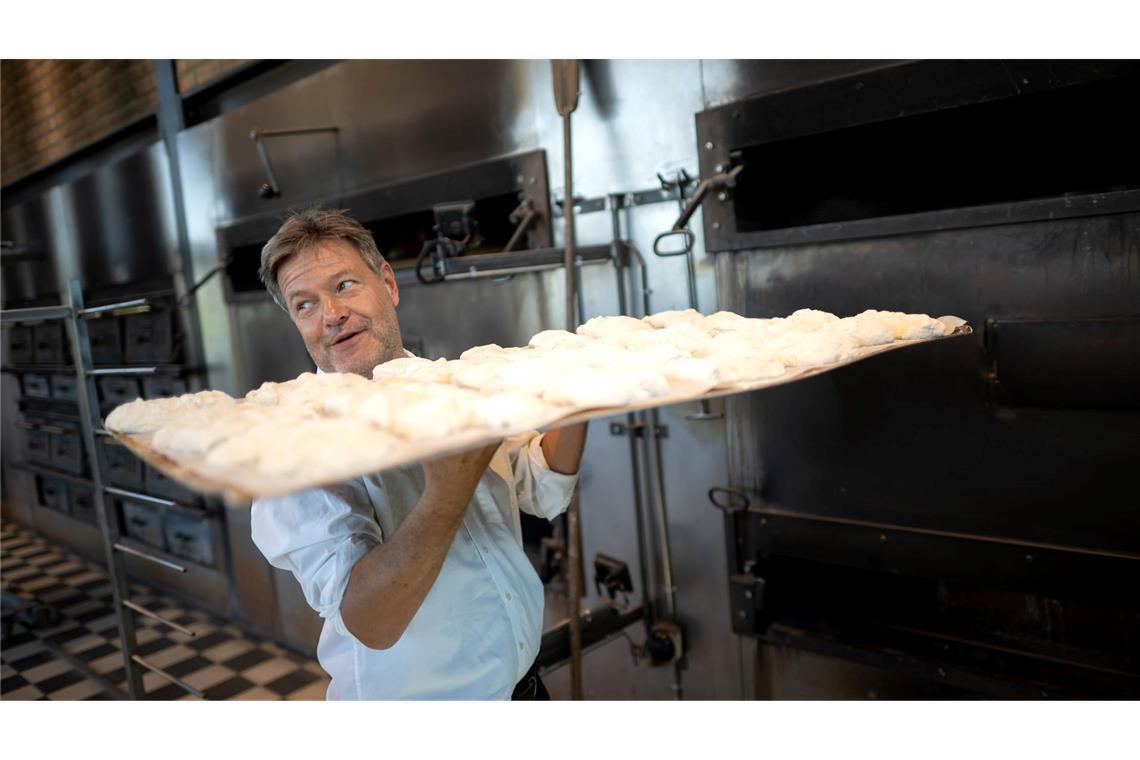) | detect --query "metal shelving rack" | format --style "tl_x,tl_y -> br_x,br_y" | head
1,279 -> 203,699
